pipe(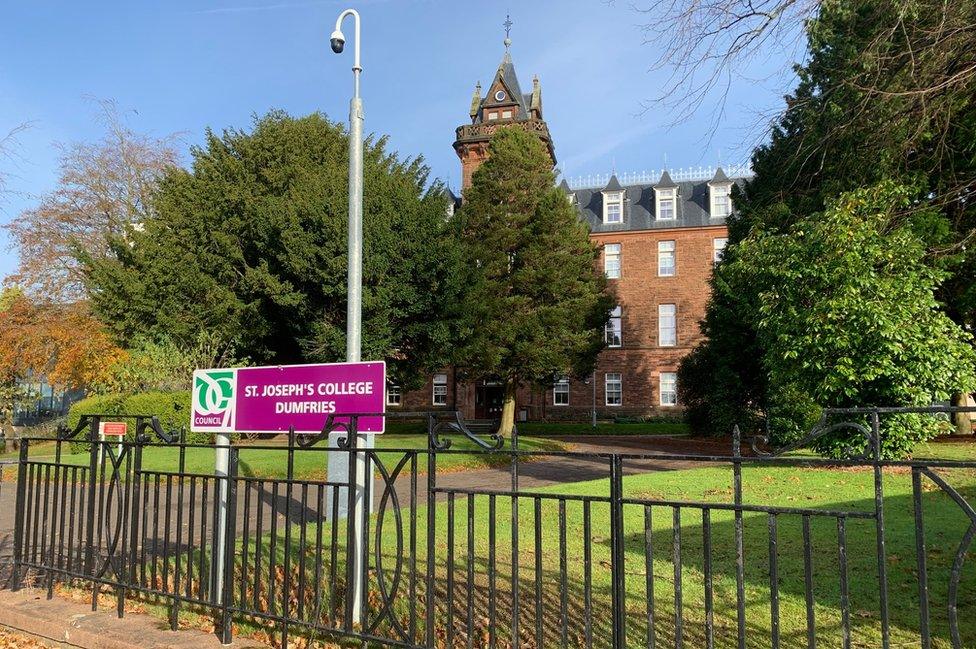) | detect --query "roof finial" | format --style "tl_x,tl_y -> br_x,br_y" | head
503,14 -> 513,50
